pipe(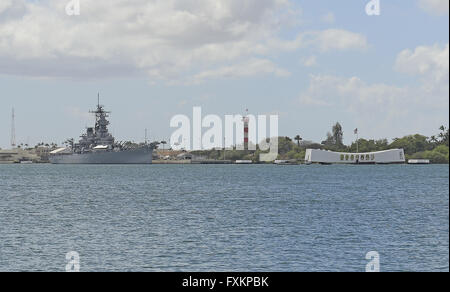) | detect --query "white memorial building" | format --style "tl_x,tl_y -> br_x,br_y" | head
305,149 -> 405,164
